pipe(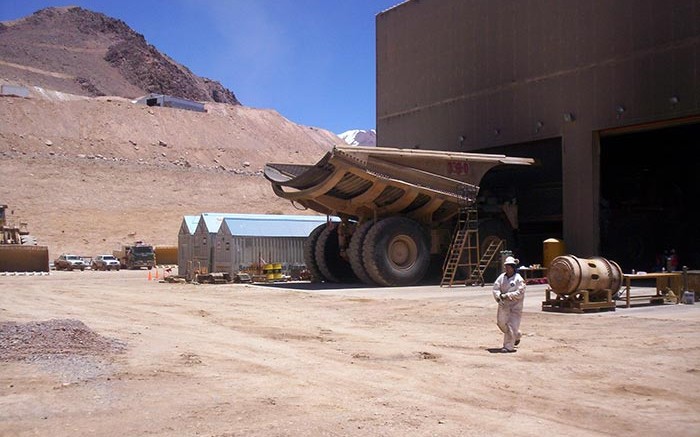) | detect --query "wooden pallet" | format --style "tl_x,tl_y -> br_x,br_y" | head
541,288 -> 616,313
